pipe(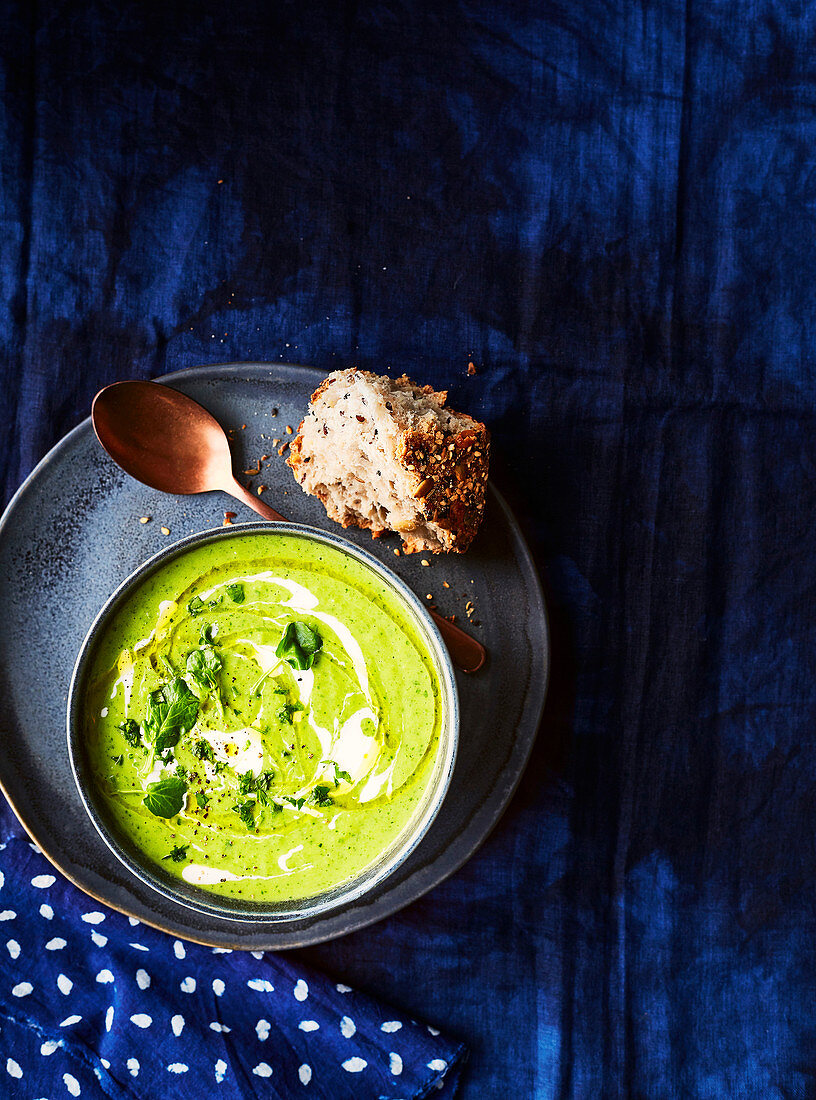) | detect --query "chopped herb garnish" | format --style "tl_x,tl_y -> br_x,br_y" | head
284,796 -> 306,811
226,582 -> 245,603
200,621 -> 219,645
195,790 -> 209,809
277,701 -> 303,724
186,645 -> 222,697
175,765 -> 189,781
143,776 -> 187,818
312,785 -> 333,807
111,754 -> 124,767
144,678 -> 199,753
193,739 -> 214,762
117,718 -> 142,747
237,770 -> 275,806
233,800 -> 255,829
276,621 -> 322,671
186,595 -> 206,616
162,844 -> 189,862
323,760 -> 353,786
